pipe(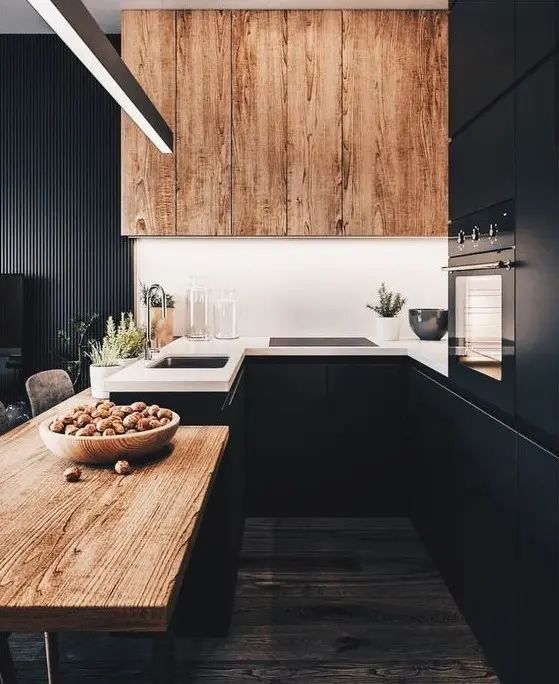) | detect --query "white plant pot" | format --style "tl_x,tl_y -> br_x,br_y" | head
376,316 -> 400,342
90,365 -> 119,399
